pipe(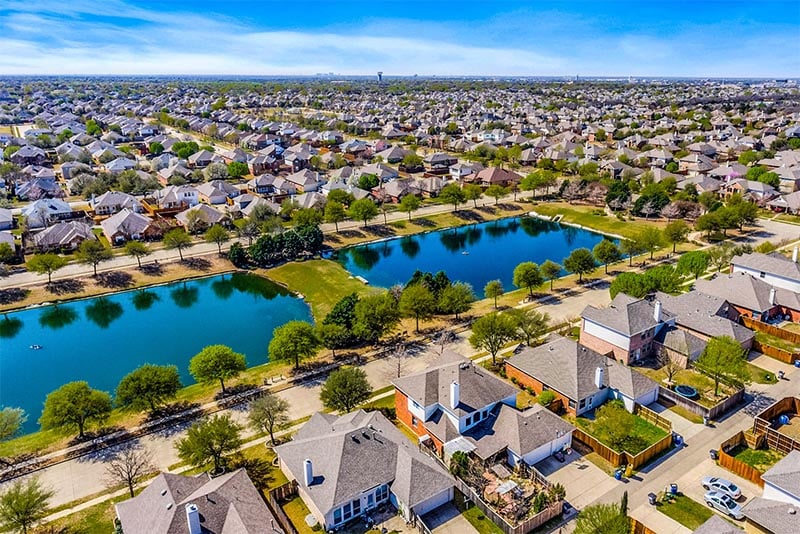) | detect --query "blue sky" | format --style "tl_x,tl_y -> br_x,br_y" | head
0,1 -> 797,76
